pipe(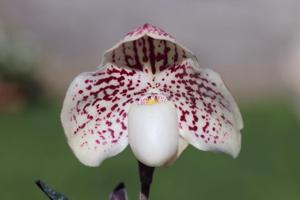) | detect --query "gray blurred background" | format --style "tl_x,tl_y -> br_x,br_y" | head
1,0 -> 300,99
